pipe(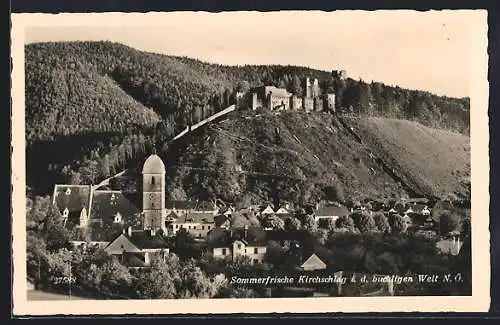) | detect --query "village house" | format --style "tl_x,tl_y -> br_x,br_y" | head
165,200 -> 197,216
275,204 -> 293,217
207,226 -> 267,264
104,227 -> 170,267
170,212 -> 216,239
300,253 -> 327,271
313,204 -> 350,224
258,204 -> 275,217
